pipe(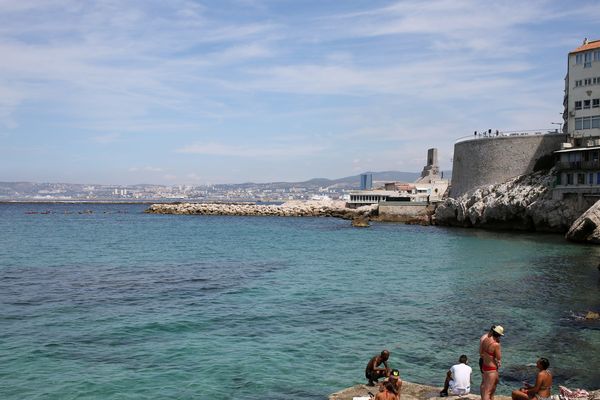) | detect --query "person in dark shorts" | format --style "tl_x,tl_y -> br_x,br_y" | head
365,350 -> 390,386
